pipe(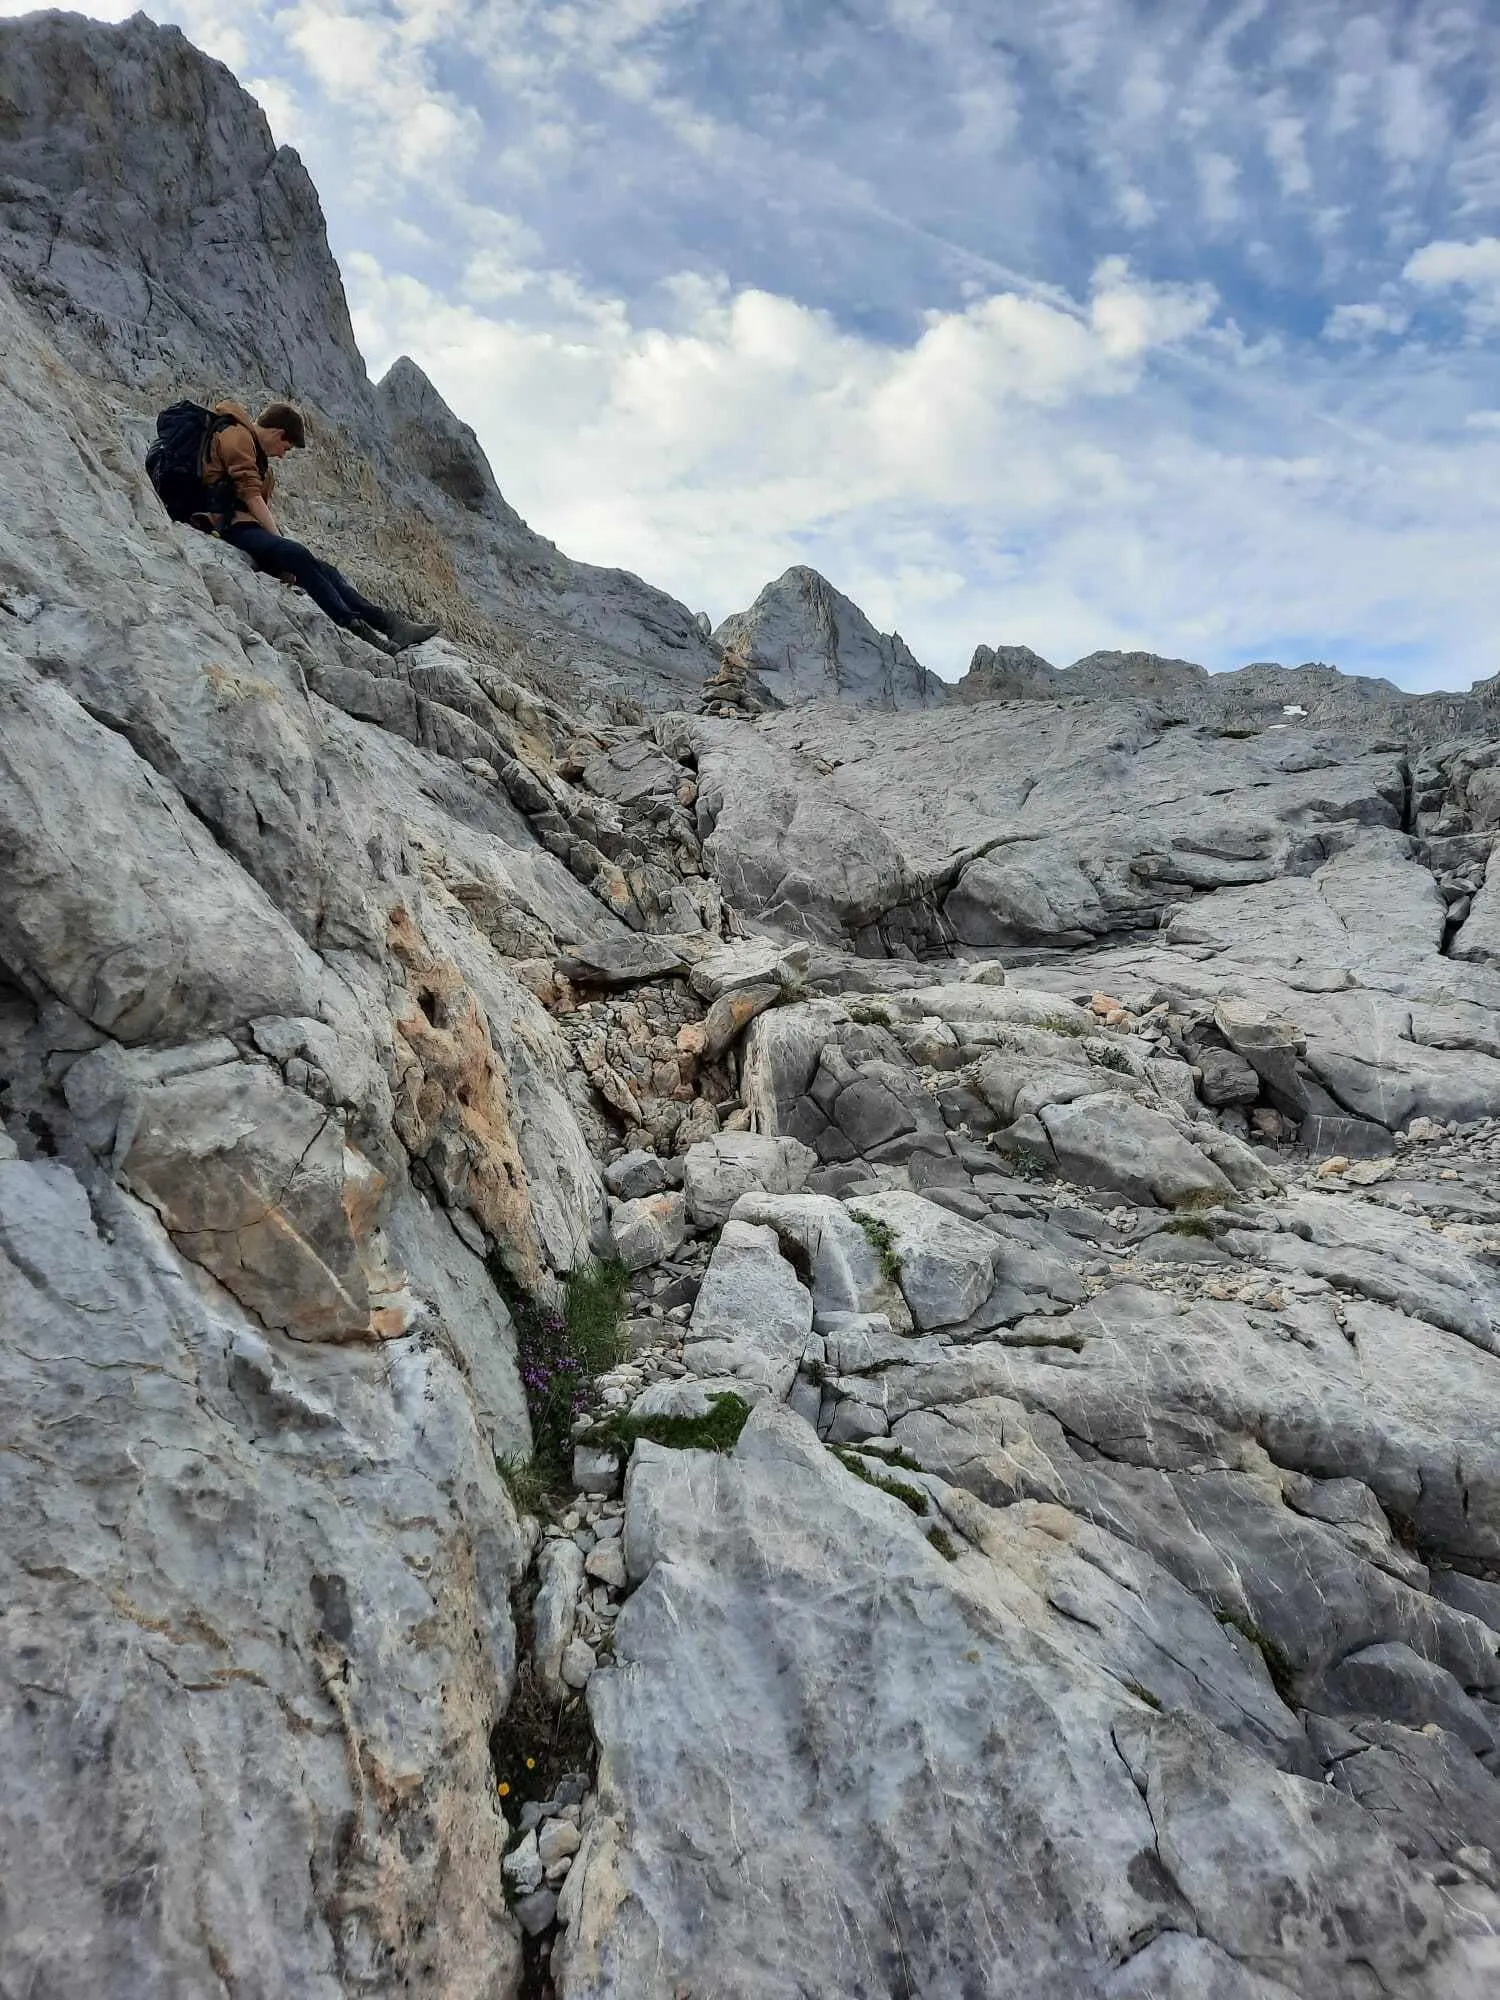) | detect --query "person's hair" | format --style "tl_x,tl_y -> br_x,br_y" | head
256,401 -> 306,448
